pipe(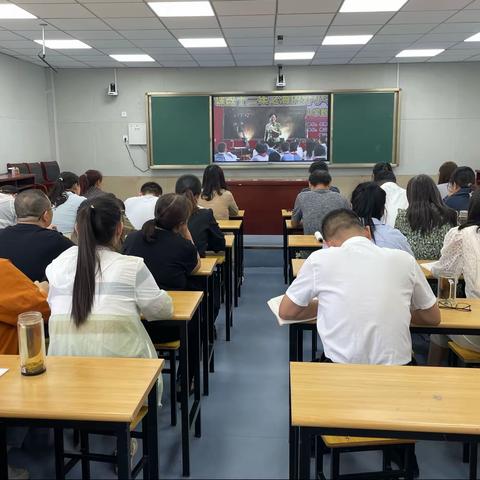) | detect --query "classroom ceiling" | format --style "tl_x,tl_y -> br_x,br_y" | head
3,0 -> 480,68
